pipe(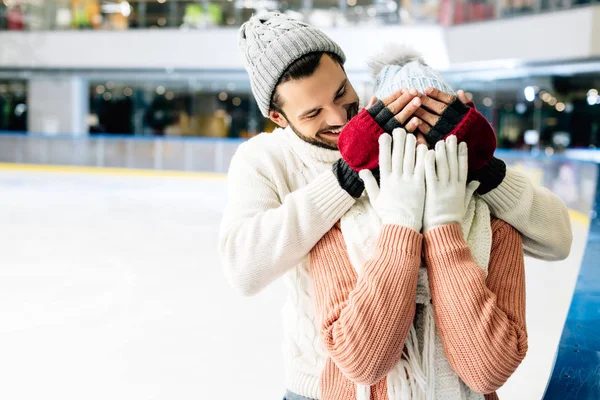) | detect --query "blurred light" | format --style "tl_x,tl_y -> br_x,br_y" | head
103,92 -> 112,101
157,17 -> 167,26
226,17 -> 236,24
157,0 -> 166,3
589,89 -> 598,96
232,97 -> 242,106
347,0 -> 357,5
589,145 -> 597,149
524,130 -> 539,145
165,91 -> 175,101
549,97 -> 558,106
121,1 -> 131,17
533,86 -> 540,93
227,83 -> 236,91
465,92 -> 473,101
542,93 -> 551,102
524,86 -> 535,102
482,97 -> 493,107
387,1 -> 398,11
546,117 -> 558,126
539,90 -> 546,97
156,86 -> 166,95
516,103 -> 527,114
367,7 -> 377,17
0,84 -> 7,94
219,92 -> 228,101
106,81 -> 115,90
96,85 -> 106,95
215,110 -> 227,118
565,103 -> 574,113
124,87 -> 133,97
14,103 -> 26,117
56,9 -> 71,26
588,94 -> 599,105
556,102 -> 565,112
553,131 -> 571,147
545,147 -> 554,156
